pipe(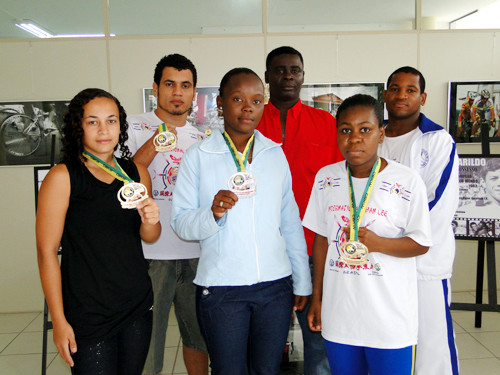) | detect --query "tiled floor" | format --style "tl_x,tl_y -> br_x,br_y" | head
1,292 -> 500,374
